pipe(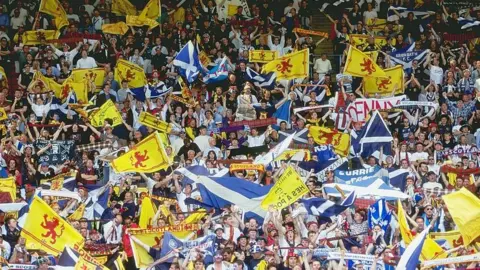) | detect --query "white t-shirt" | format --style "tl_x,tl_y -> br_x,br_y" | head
363,10 -> 378,22
411,152 -> 429,163
430,66 -> 444,85
76,57 -> 97,68
422,181 -> 443,190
